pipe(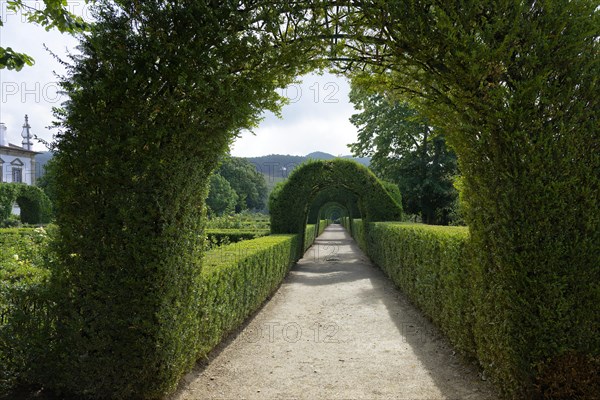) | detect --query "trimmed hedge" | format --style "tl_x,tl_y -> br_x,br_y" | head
270,159 -> 402,236
196,234 -> 300,356
366,223 -> 475,356
0,230 -> 301,397
206,229 -> 269,245
303,220 -> 330,253
347,220 -> 599,398
0,184 -> 52,225
0,227 -> 53,396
